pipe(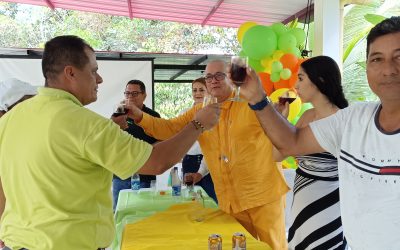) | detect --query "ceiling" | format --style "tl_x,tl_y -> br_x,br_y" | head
0,0 -> 314,83
1,0 -> 312,27
0,48 -> 233,83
